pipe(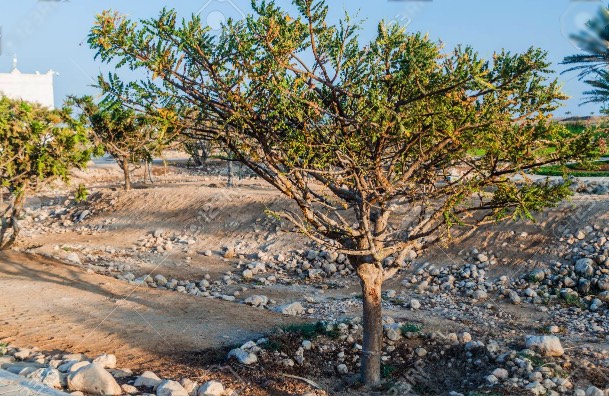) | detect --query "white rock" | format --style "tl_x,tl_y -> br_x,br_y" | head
14,349 -> 31,360
244,295 -> 268,307
409,299 -> 421,310
525,335 -> 564,357
61,353 -> 87,362
302,340 -> 312,350
122,384 -> 138,394
336,364 -> 348,374
68,362 -> 121,396
525,382 -> 546,395
485,375 -> 498,385
491,368 -> 509,380
27,368 -> 62,389
58,360 -> 79,372
385,327 -> 401,341
134,371 -> 163,387
227,349 -> 257,365
92,354 -> 117,369
180,378 -> 198,395
157,380 -> 189,396
69,361 -> 90,373
277,302 -> 305,316
197,381 -> 224,396
66,253 -> 81,265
